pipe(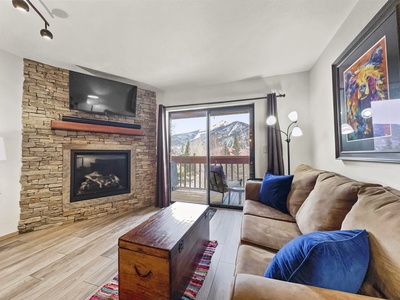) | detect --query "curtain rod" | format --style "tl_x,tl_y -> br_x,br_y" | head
165,93 -> 285,109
